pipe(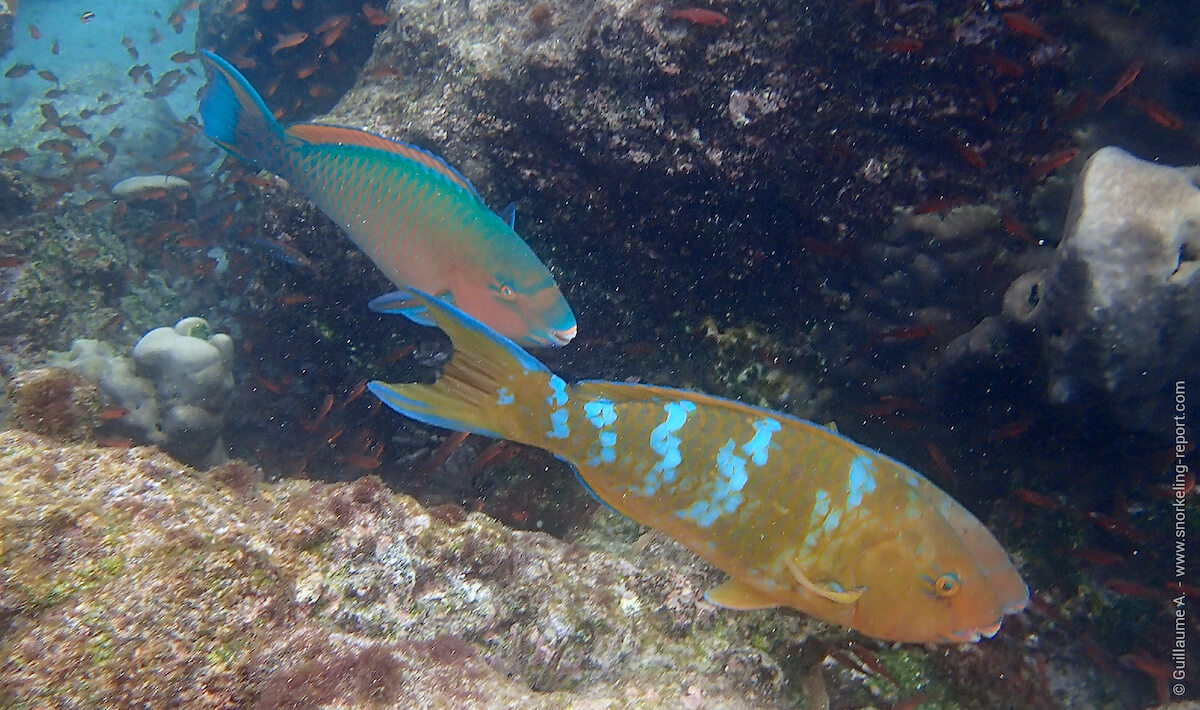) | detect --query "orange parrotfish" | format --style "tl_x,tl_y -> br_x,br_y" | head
369,290 -> 1029,644
198,51 -> 577,347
